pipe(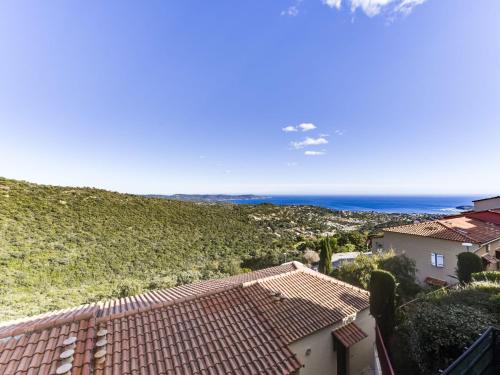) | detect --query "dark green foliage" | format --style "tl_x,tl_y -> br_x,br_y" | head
333,254 -> 377,289
395,302 -> 493,374
378,254 -> 421,302
456,252 -> 483,284
336,231 -> 367,252
392,282 -> 500,374
0,177 -> 442,321
369,270 -> 396,338
472,271 -> 500,283
318,237 -> 335,274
